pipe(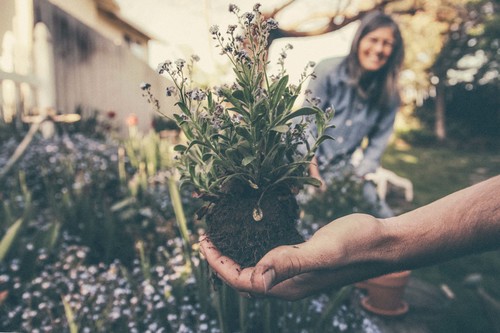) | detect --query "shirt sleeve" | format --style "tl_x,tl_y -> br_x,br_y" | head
357,103 -> 398,176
